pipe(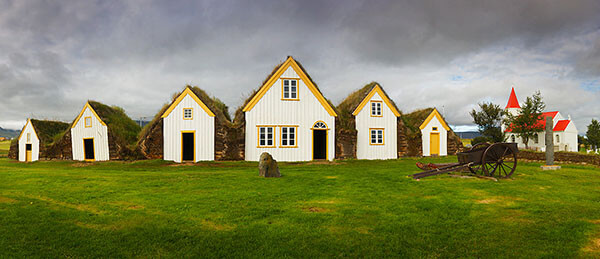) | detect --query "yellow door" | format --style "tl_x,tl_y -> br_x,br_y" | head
430,133 -> 440,156
26,150 -> 32,162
